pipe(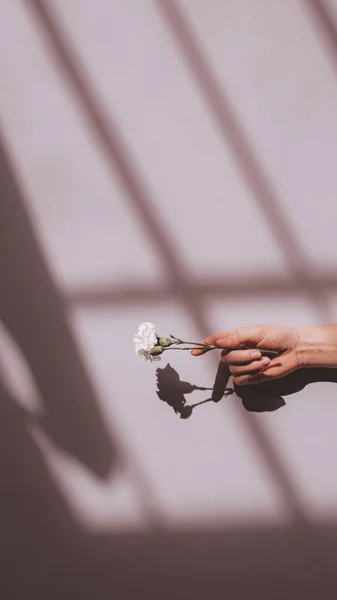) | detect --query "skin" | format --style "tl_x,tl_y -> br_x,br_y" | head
191,324 -> 337,385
